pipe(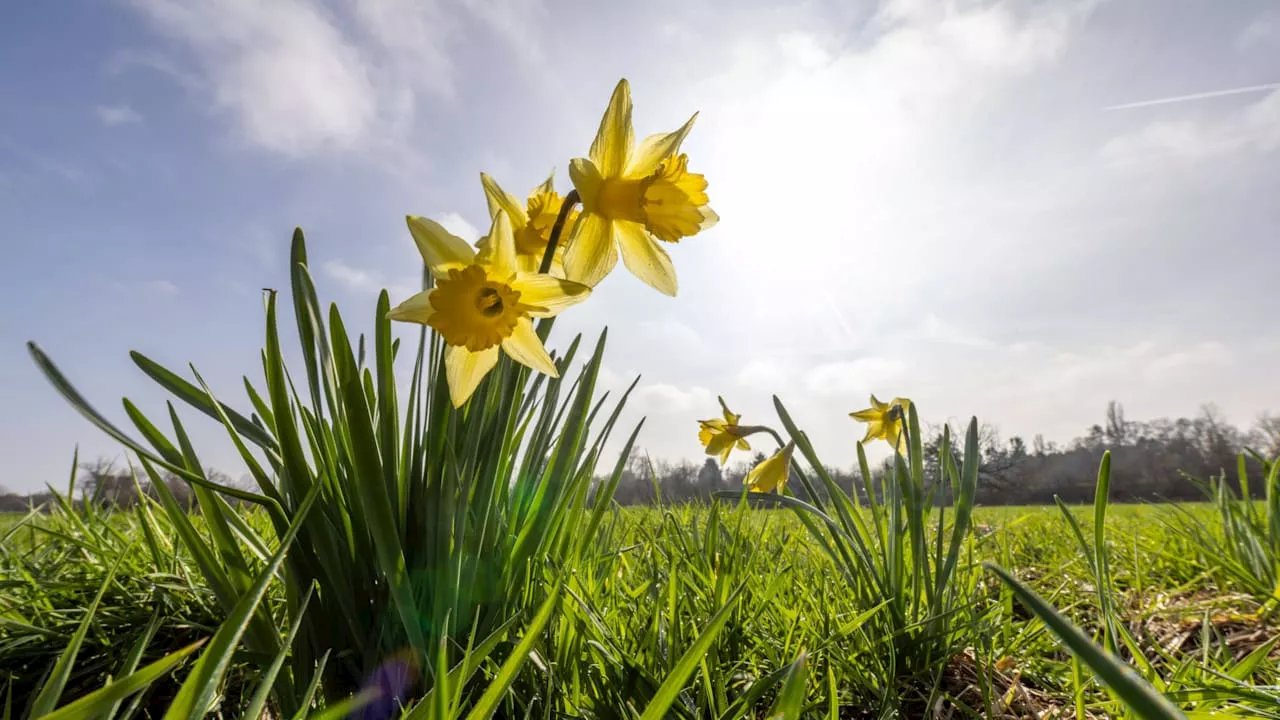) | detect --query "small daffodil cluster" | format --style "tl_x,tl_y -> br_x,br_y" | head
699,393 -> 916,500
389,80 -> 717,407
